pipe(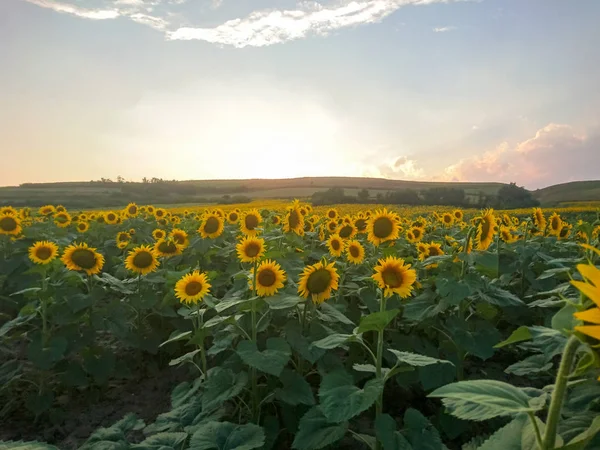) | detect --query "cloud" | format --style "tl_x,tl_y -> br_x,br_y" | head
24,0 -> 467,48
442,123 -> 600,189
365,155 -> 426,180
432,25 -> 456,32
